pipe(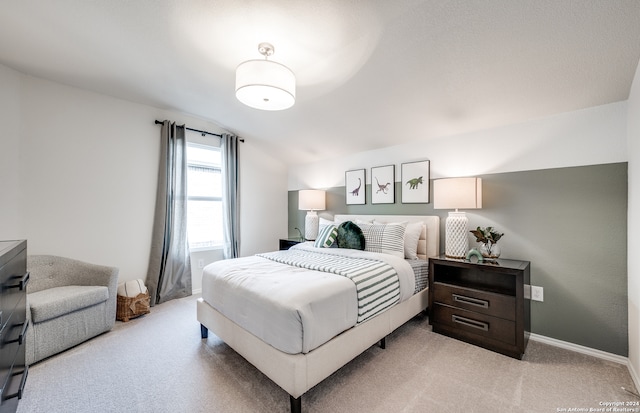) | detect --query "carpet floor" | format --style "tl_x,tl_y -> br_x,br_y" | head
17,294 -> 639,413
